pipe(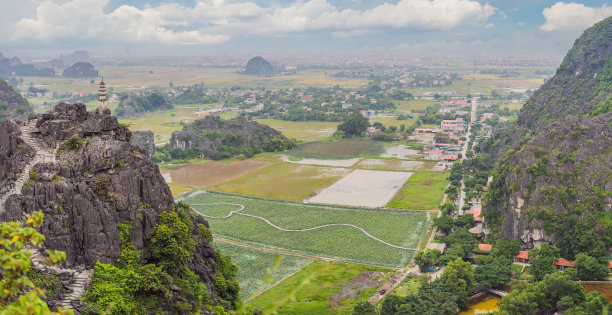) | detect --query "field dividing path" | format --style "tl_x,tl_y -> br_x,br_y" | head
191,203 -> 417,251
